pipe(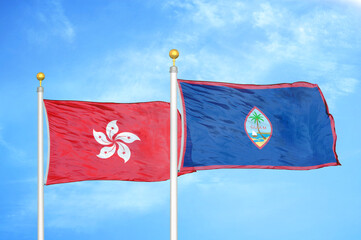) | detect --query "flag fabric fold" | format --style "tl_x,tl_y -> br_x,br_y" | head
178,79 -> 340,171
44,100 -> 190,185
